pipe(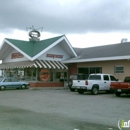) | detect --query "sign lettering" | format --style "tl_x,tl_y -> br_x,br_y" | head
11,52 -> 24,59
46,54 -> 63,59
